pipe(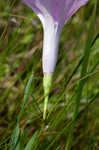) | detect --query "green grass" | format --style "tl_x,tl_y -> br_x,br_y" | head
0,0 -> 99,150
